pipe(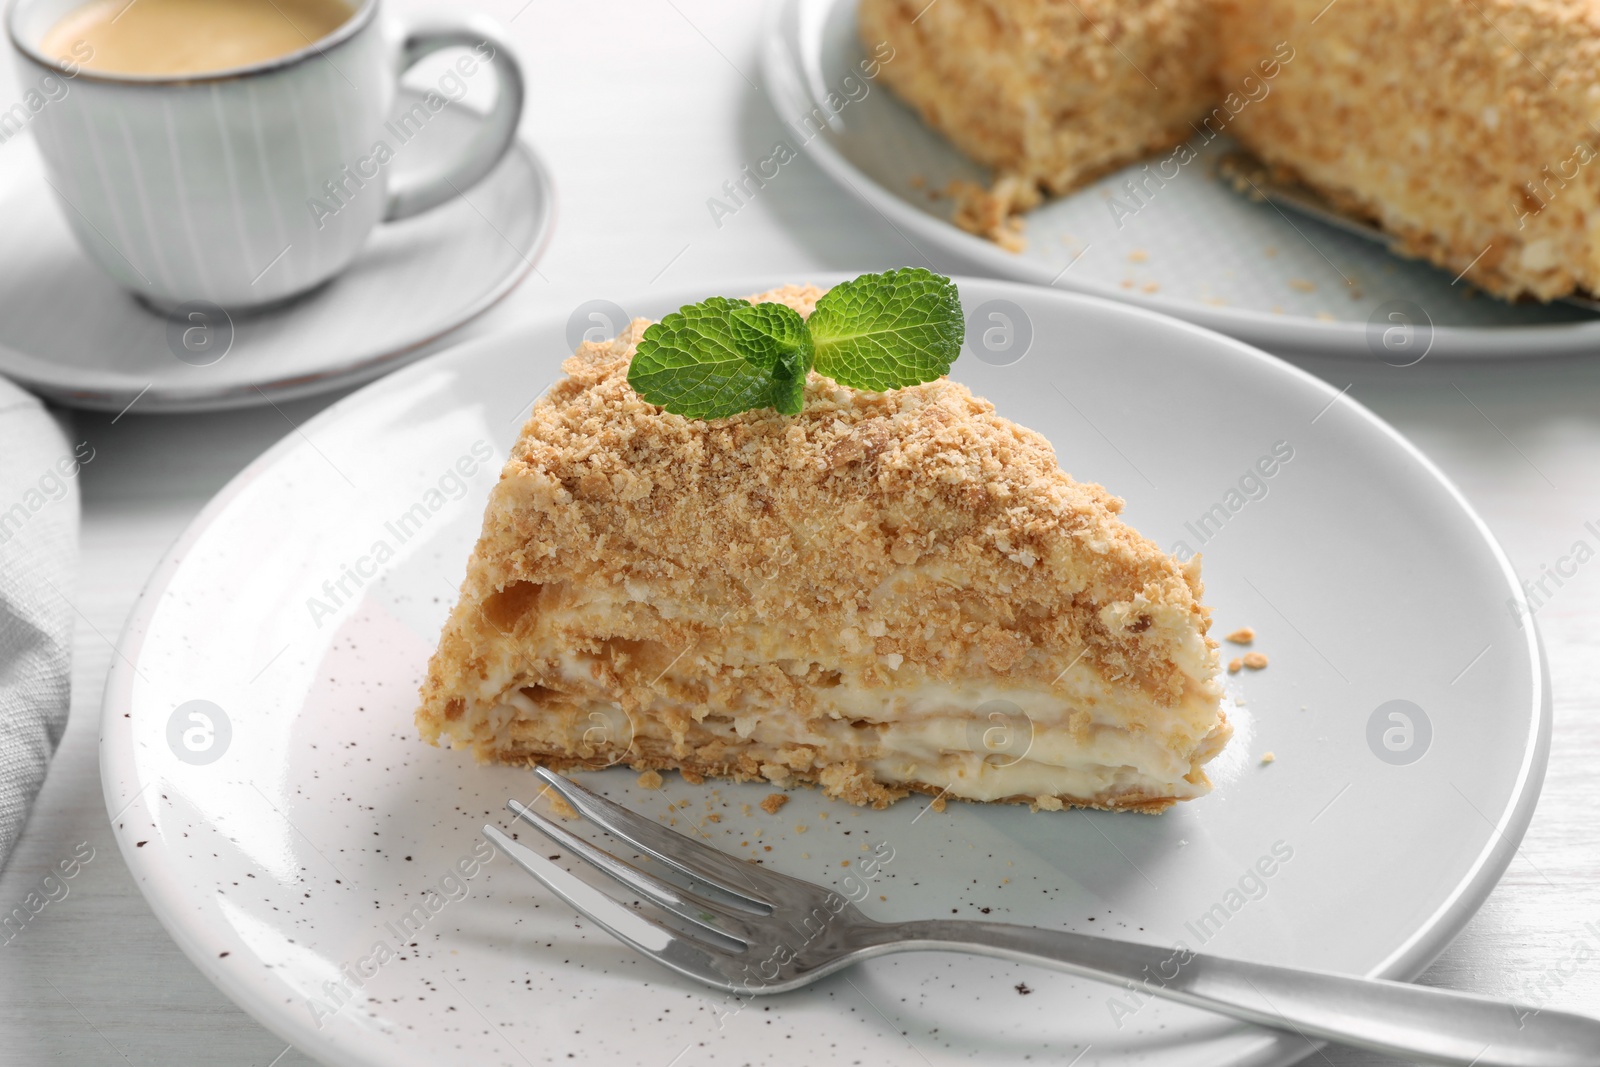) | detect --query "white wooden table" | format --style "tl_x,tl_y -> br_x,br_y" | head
2,2 -> 1598,1063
